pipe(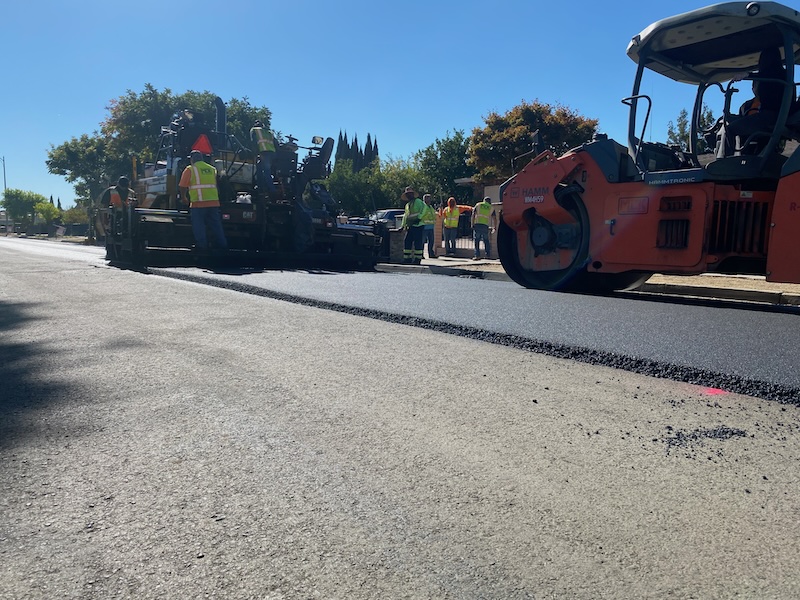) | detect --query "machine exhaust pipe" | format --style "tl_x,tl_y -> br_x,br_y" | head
214,96 -> 226,135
